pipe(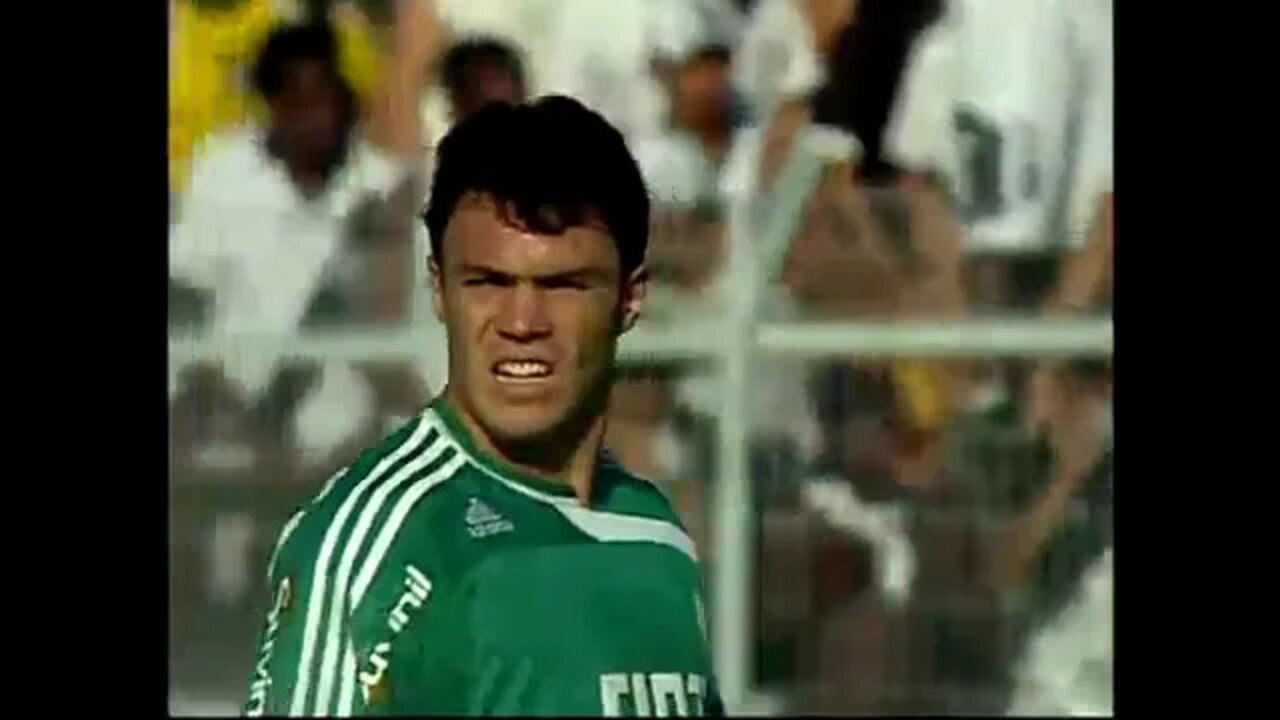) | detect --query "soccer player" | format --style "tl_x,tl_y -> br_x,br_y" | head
244,95 -> 723,717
